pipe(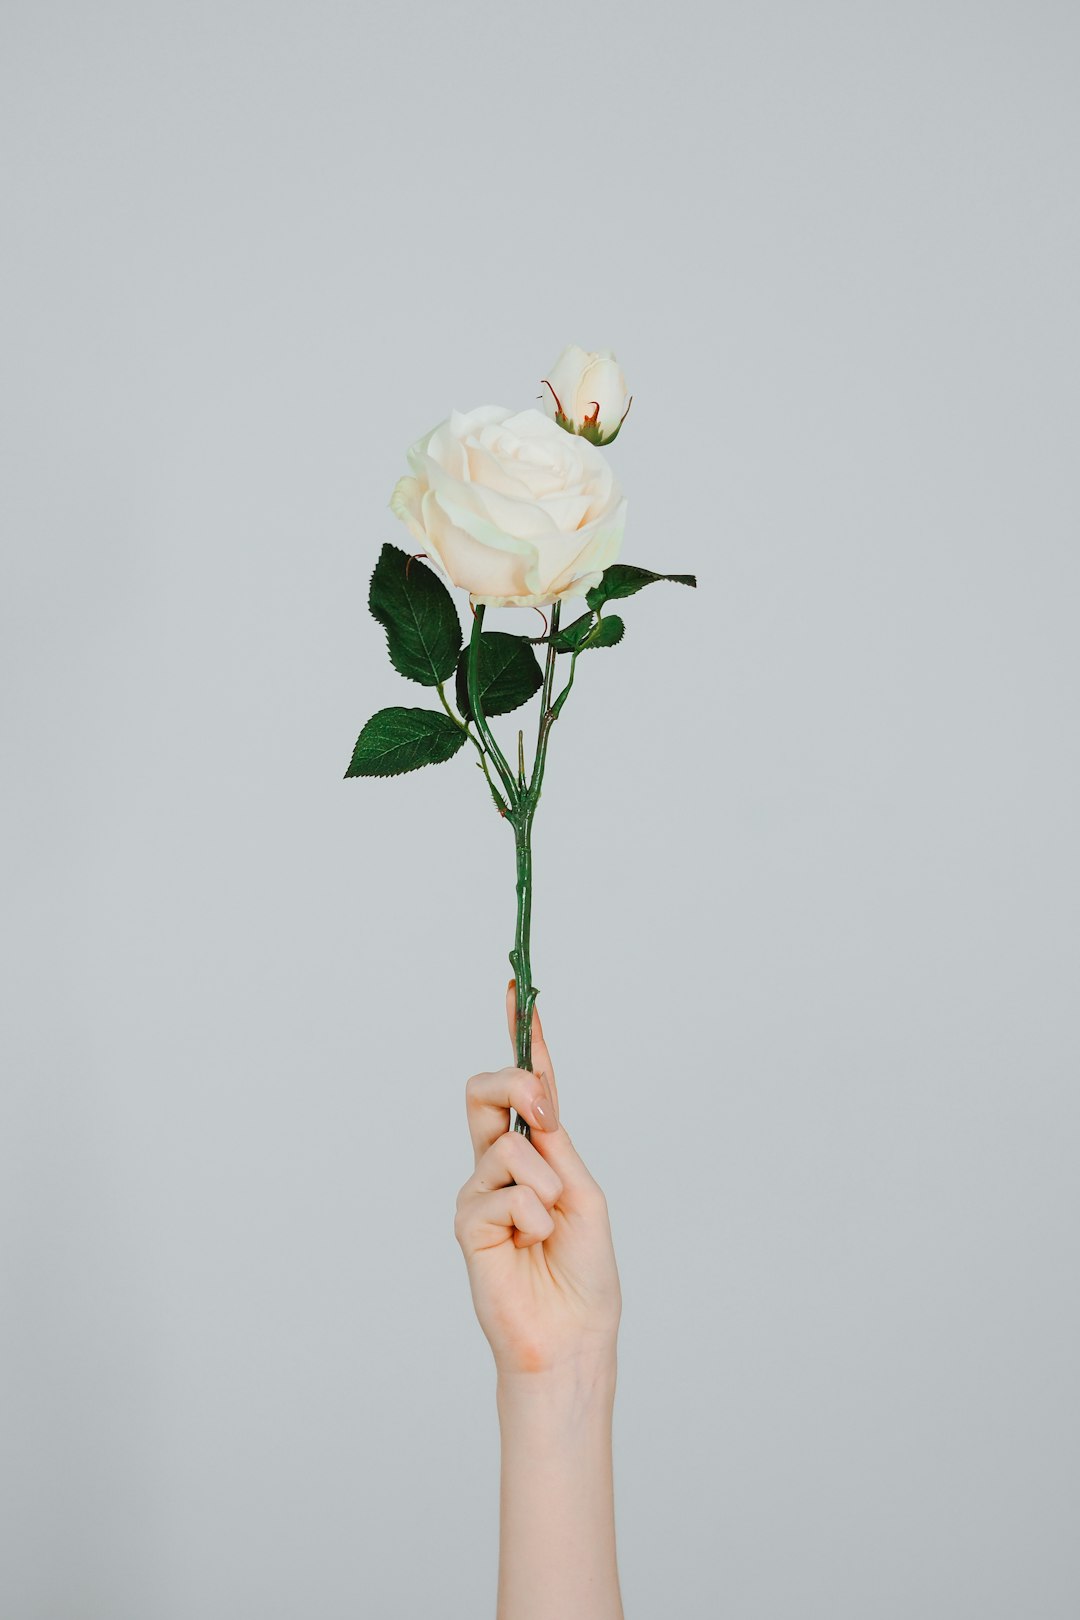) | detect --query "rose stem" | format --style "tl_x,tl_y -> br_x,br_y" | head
466,605 -> 518,806
508,601 -> 562,1138
467,601 -> 563,1142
